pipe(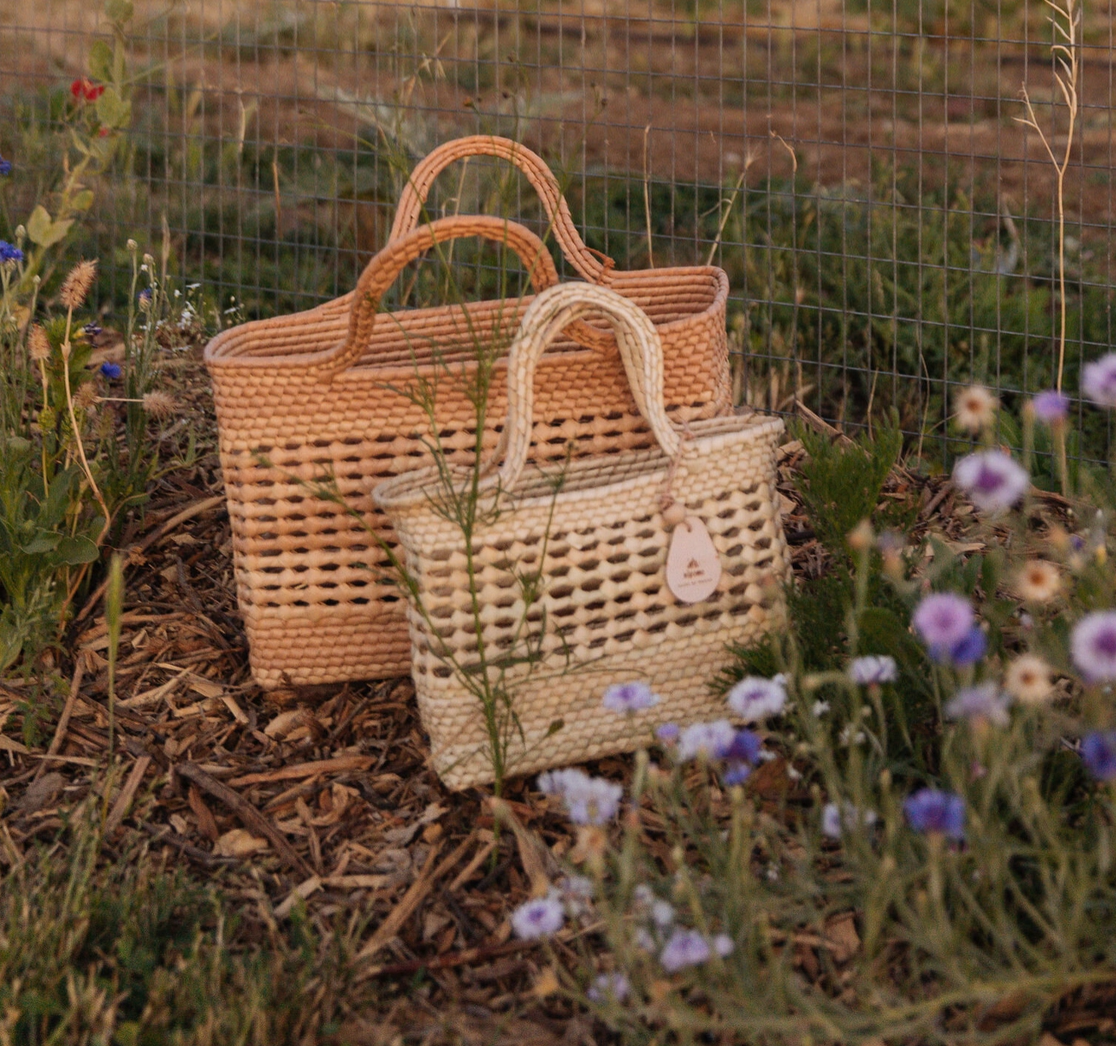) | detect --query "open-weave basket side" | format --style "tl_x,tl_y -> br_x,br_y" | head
381,405 -> 788,786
